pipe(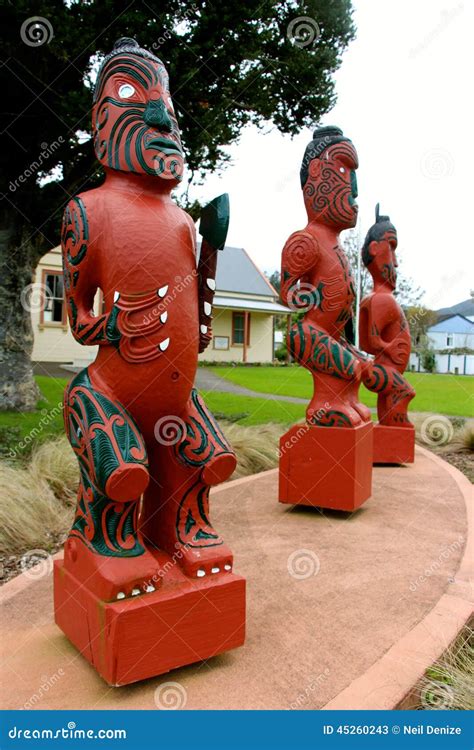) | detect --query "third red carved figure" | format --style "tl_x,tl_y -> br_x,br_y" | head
54,38 -> 245,685
359,206 -> 416,463
279,126 -> 373,511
